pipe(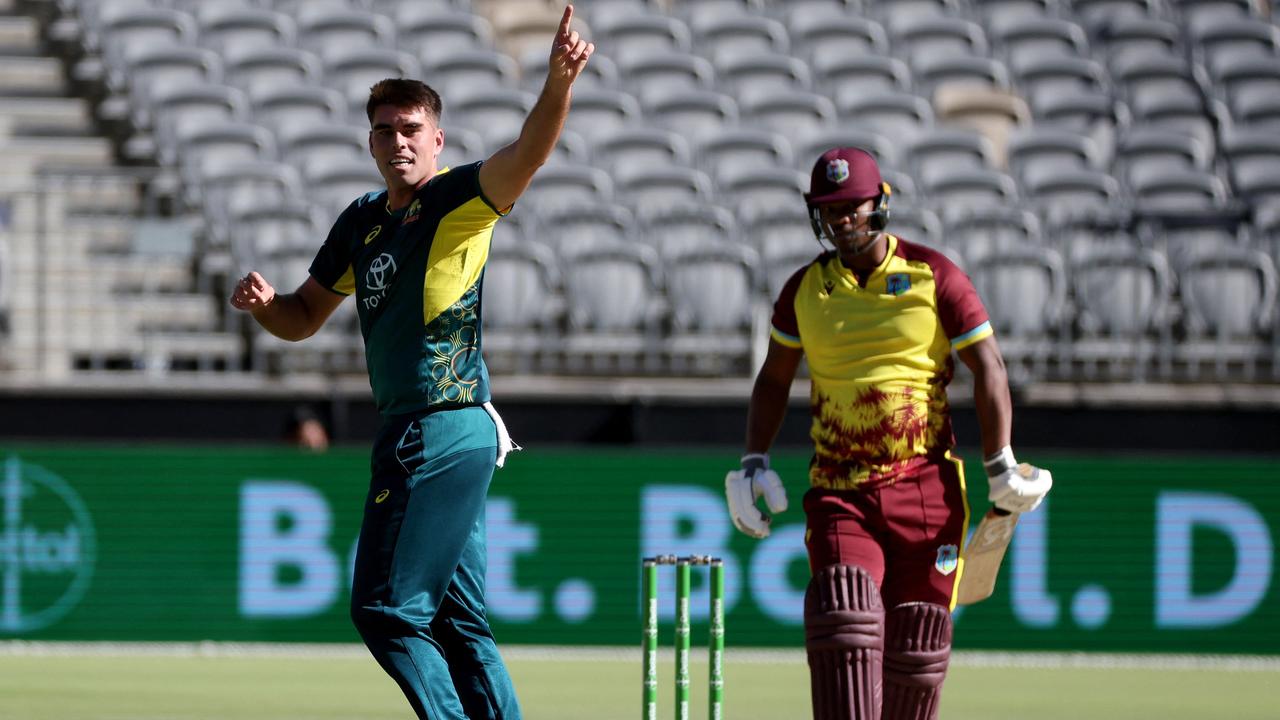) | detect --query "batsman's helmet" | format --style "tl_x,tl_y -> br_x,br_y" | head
804,147 -> 891,238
